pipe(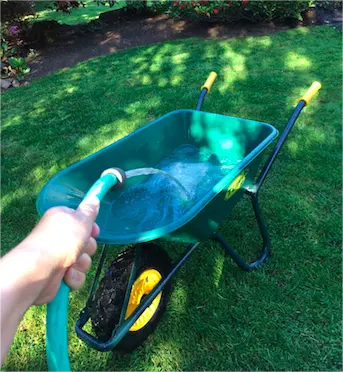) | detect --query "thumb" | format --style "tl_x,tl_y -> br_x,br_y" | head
76,195 -> 100,229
